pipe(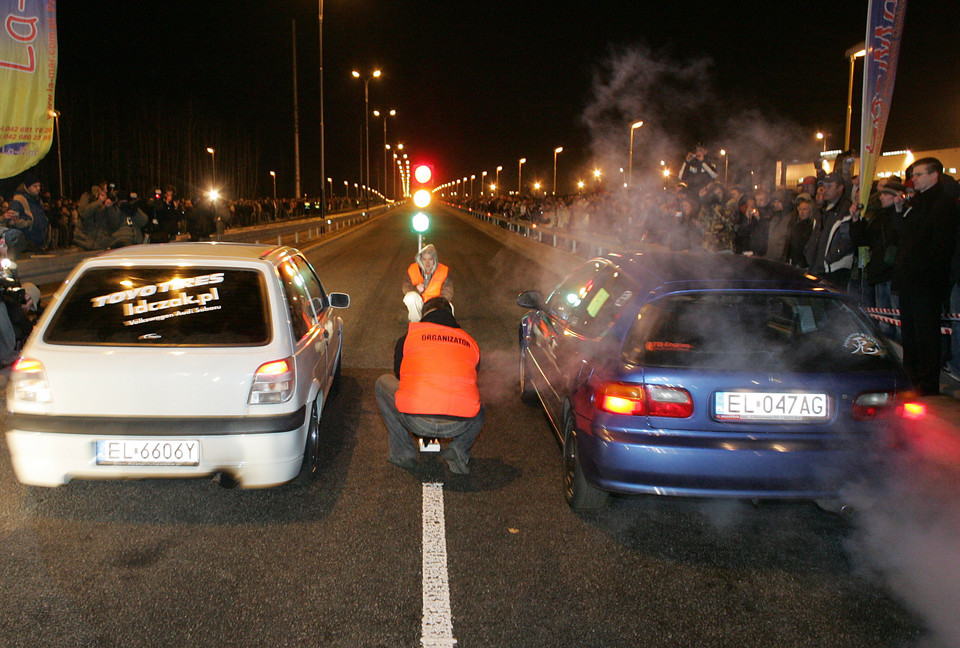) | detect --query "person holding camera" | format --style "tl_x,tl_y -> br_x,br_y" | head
678,144 -> 719,195
0,228 -> 41,367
